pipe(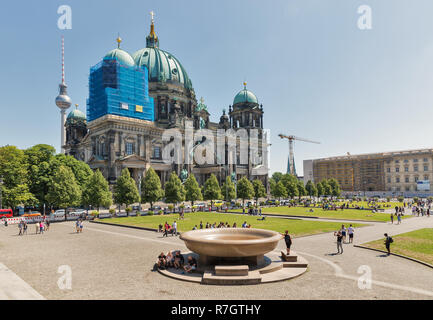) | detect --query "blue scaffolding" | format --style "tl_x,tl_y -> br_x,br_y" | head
87,57 -> 154,122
